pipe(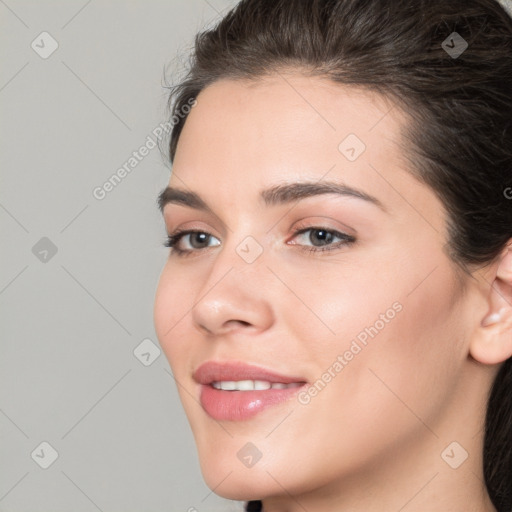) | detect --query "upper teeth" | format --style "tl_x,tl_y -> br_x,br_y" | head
211,380 -> 302,391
